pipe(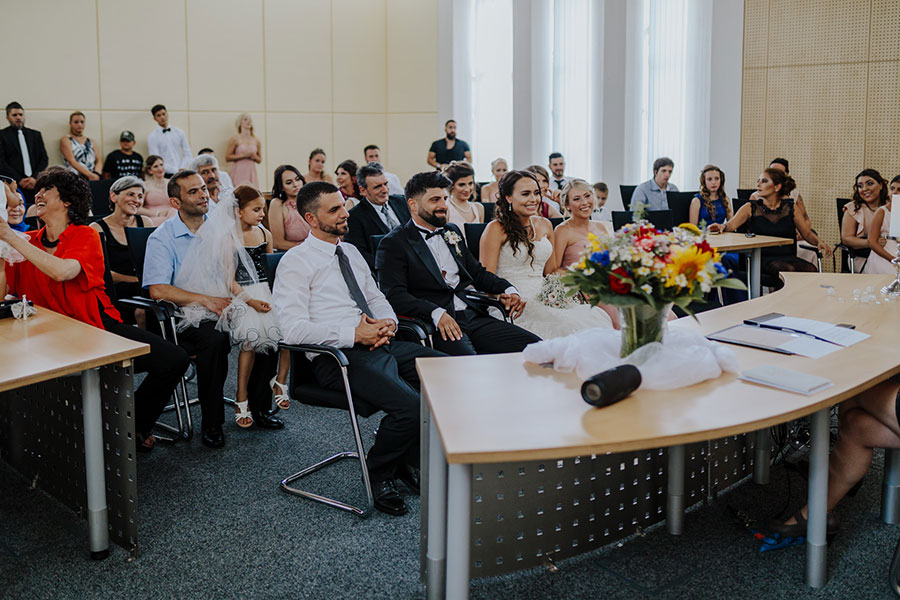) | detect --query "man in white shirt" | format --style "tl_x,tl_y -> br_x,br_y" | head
363,144 -> 404,196
147,104 -> 192,176
548,152 -> 570,192
272,181 -> 445,516
190,154 -> 234,211
375,171 -> 538,356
